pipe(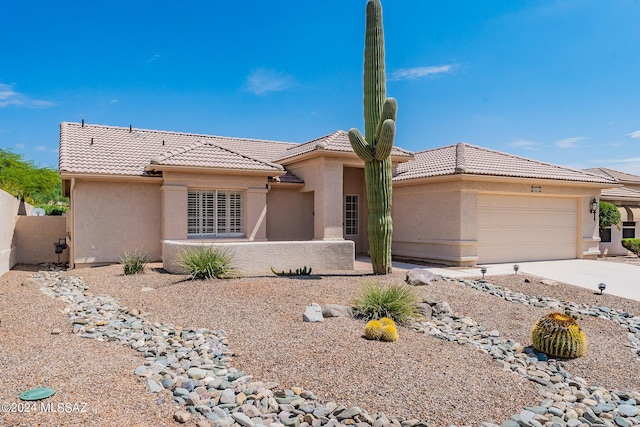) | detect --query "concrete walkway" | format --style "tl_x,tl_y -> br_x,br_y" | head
355,257 -> 640,302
